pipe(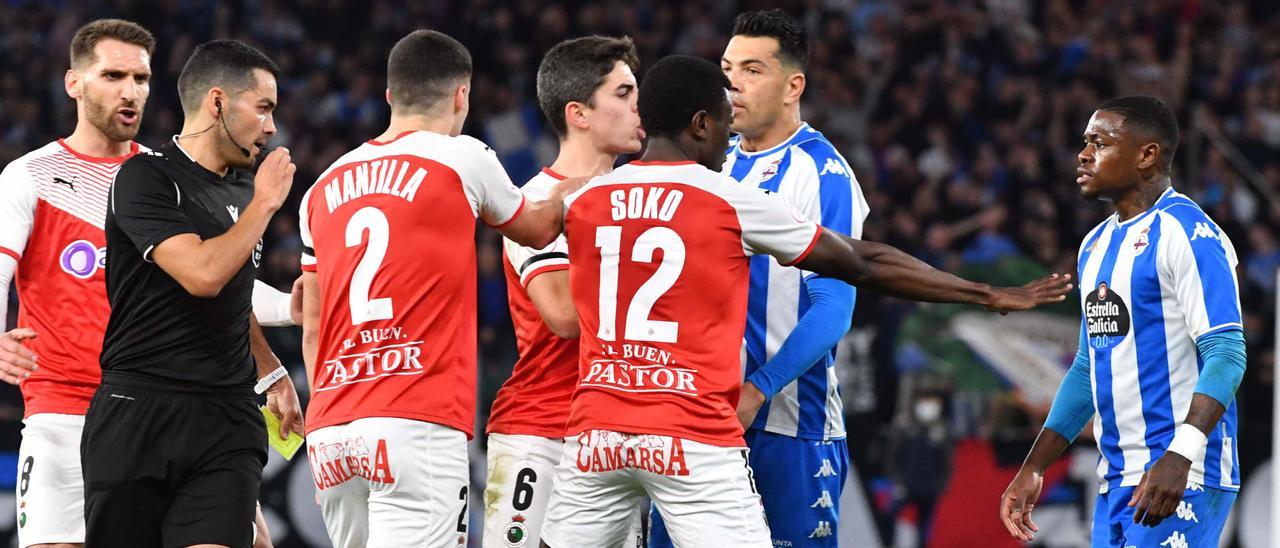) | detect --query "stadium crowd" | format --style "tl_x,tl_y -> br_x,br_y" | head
2,0 -> 1278,545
